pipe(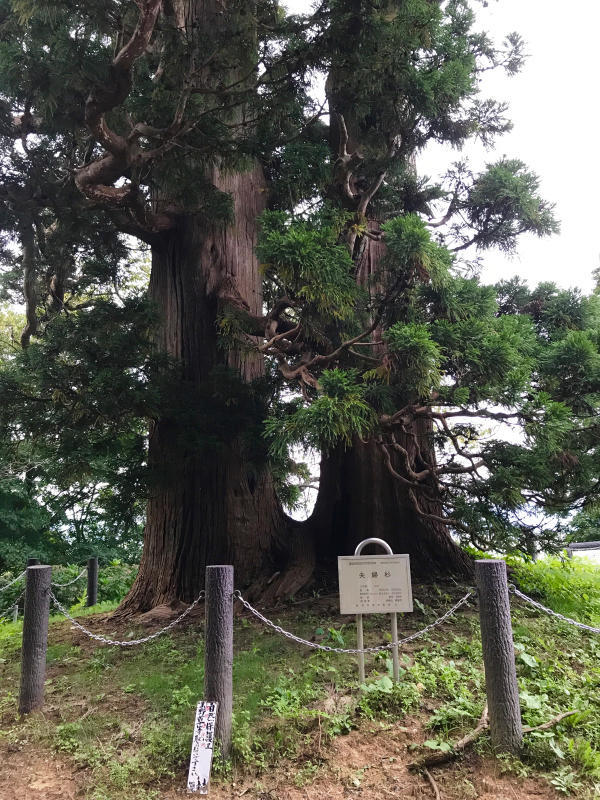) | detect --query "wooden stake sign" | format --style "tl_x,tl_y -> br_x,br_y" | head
187,701 -> 218,794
